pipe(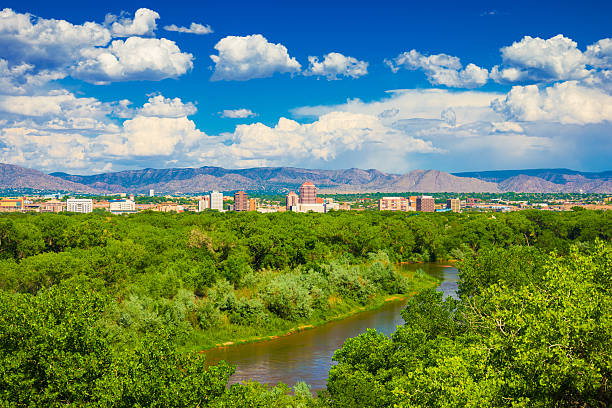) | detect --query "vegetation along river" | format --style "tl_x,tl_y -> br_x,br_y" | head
204,263 -> 459,391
